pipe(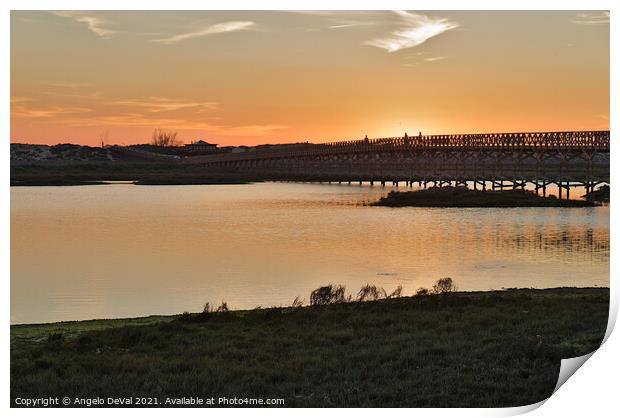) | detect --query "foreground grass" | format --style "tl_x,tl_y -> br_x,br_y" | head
373,186 -> 598,207
11,288 -> 609,407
